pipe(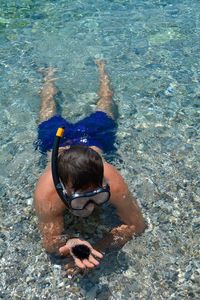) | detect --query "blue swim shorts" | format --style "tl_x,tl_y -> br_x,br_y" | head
36,111 -> 117,153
